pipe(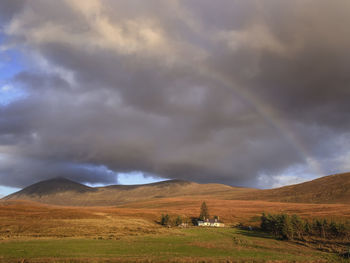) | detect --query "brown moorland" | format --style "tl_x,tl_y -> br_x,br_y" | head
4,172 -> 350,207
1,197 -> 350,240
240,172 -> 350,204
2,173 -> 350,262
3,177 -> 255,206
1,172 -> 350,239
